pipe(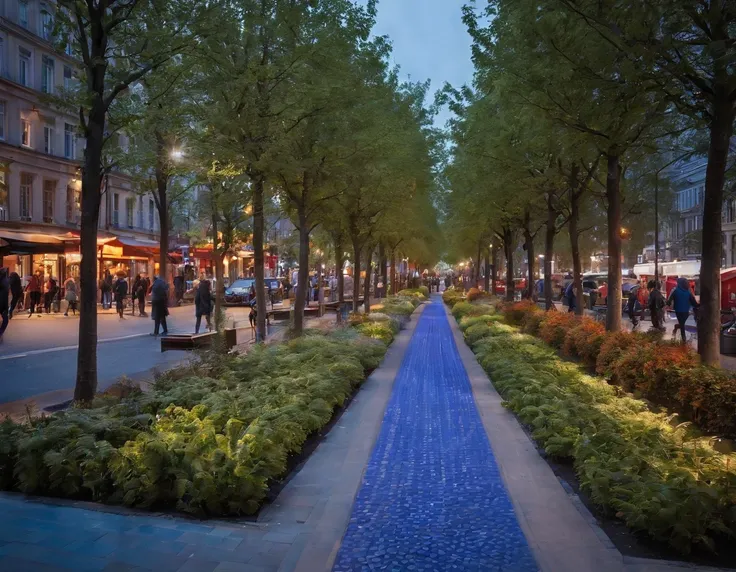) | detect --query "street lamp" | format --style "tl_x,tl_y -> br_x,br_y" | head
170,149 -> 184,161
